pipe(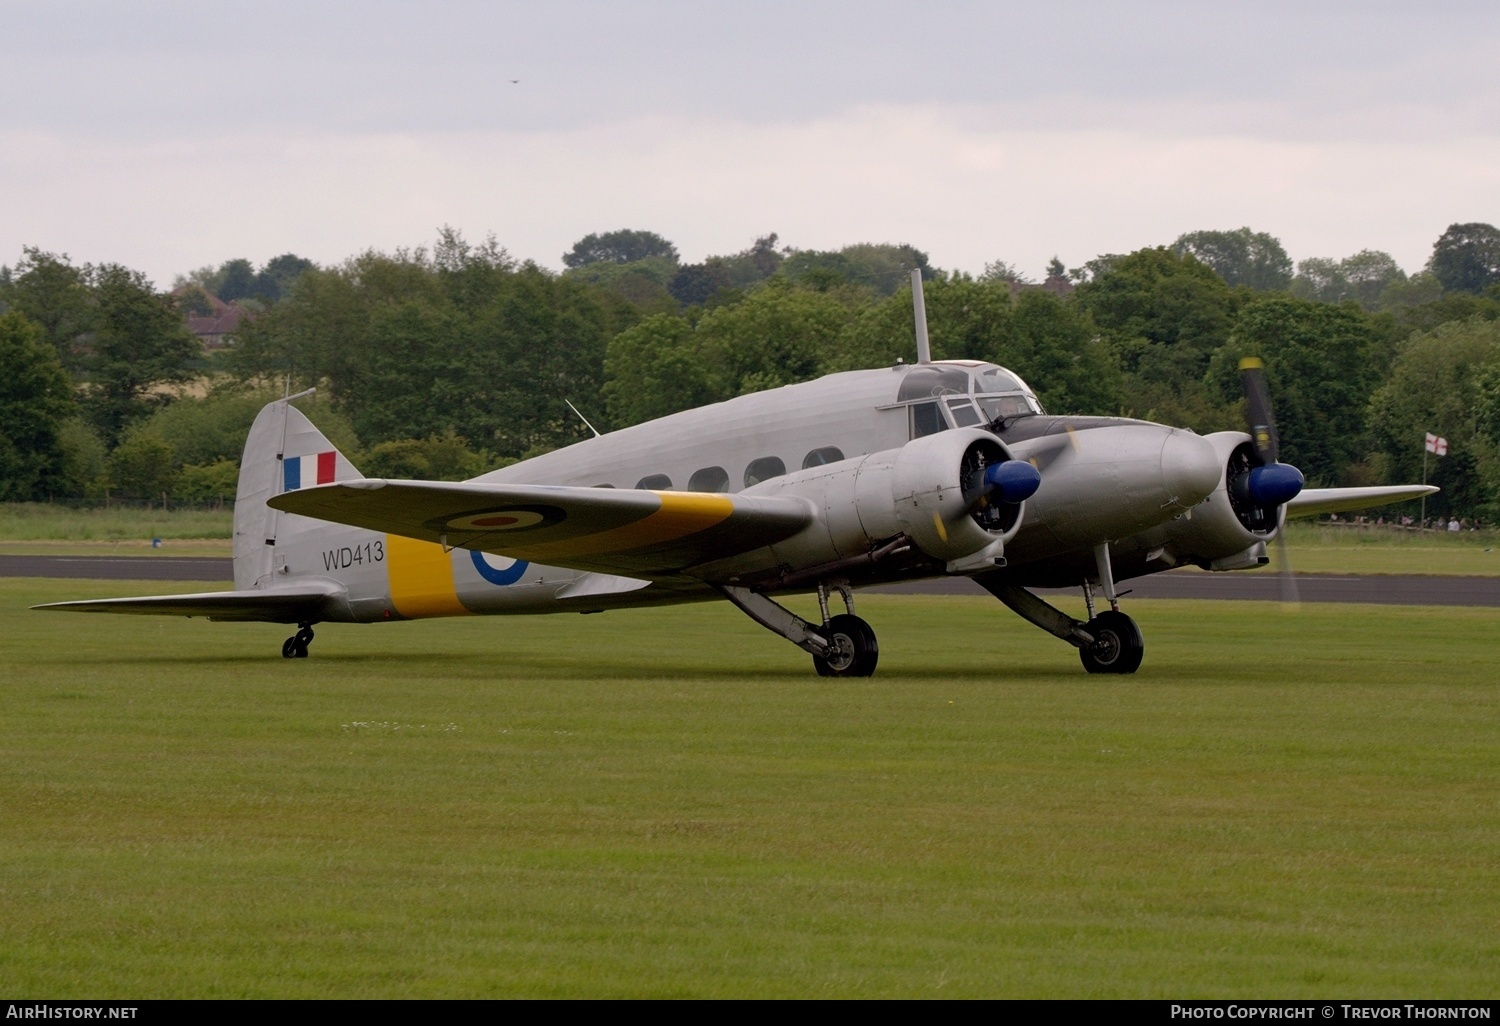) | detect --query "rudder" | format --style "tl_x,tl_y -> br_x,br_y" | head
233,392 -> 363,590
